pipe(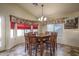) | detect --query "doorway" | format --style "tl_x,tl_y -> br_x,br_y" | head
0,16 -> 6,51
54,24 -> 64,43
